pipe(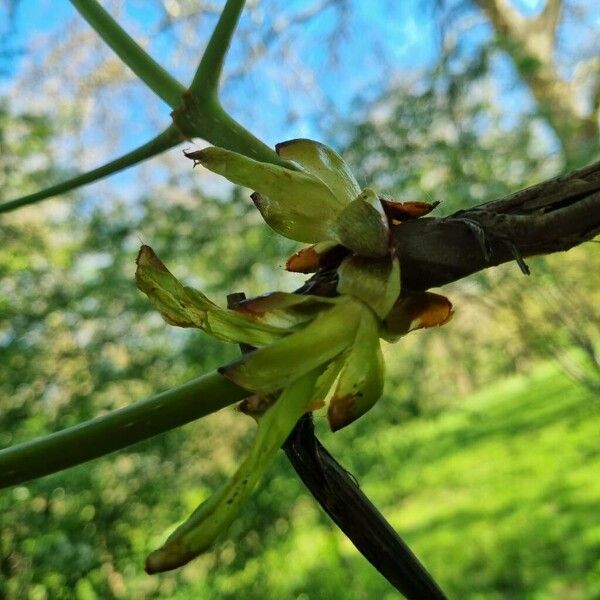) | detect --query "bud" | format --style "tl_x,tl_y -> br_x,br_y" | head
187,139 -> 393,258
337,255 -> 400,319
